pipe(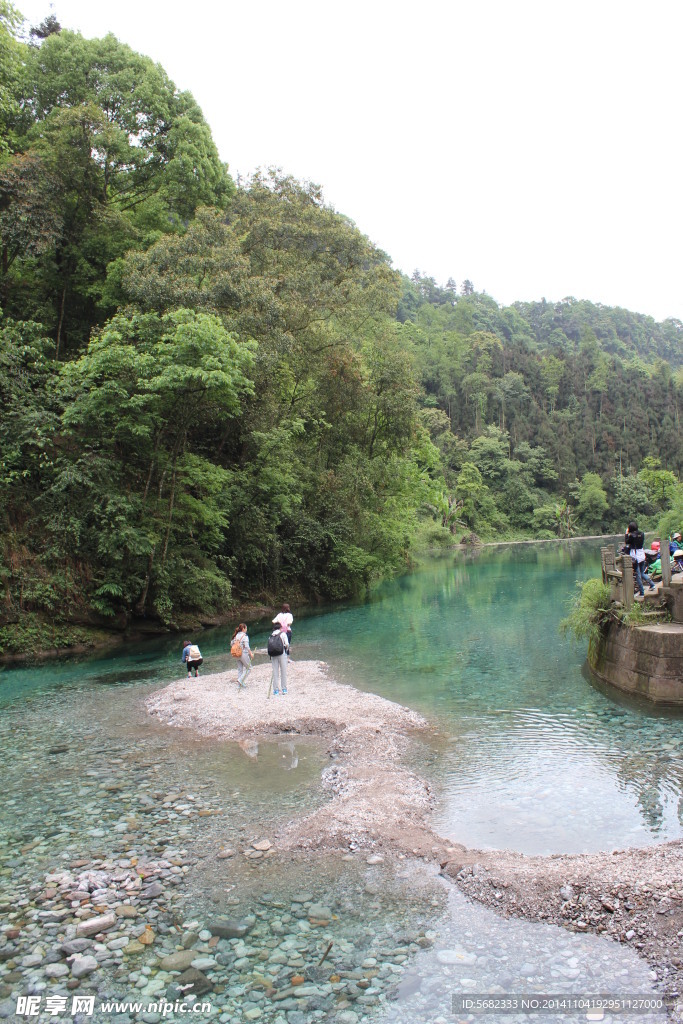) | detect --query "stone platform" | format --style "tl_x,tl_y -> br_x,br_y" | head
589,619 -> 683,703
